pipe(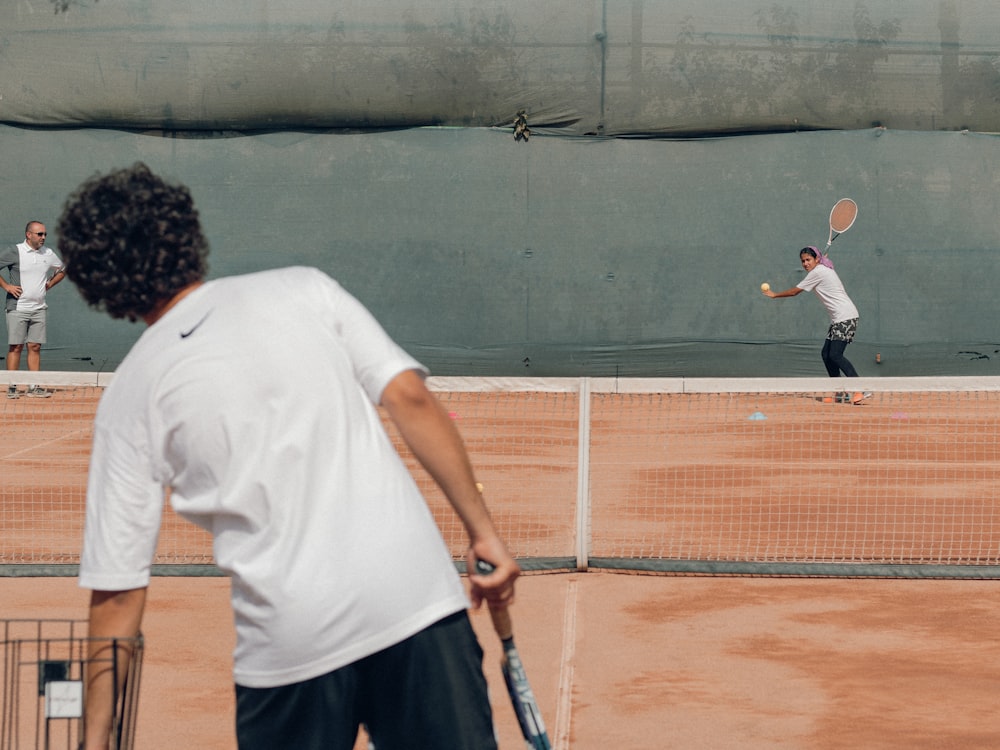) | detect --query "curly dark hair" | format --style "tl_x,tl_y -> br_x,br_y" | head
57,162 -> 209,321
